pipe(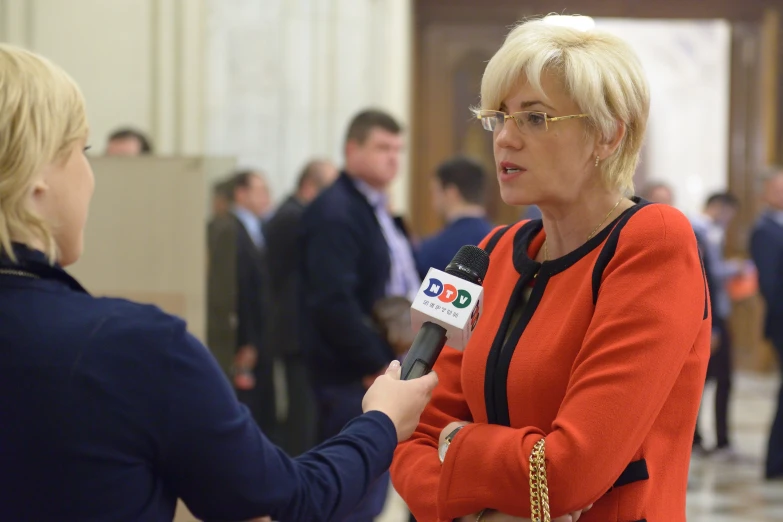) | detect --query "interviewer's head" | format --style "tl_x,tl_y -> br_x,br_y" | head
0,44 -> 92,267
477,18 -> 649,206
